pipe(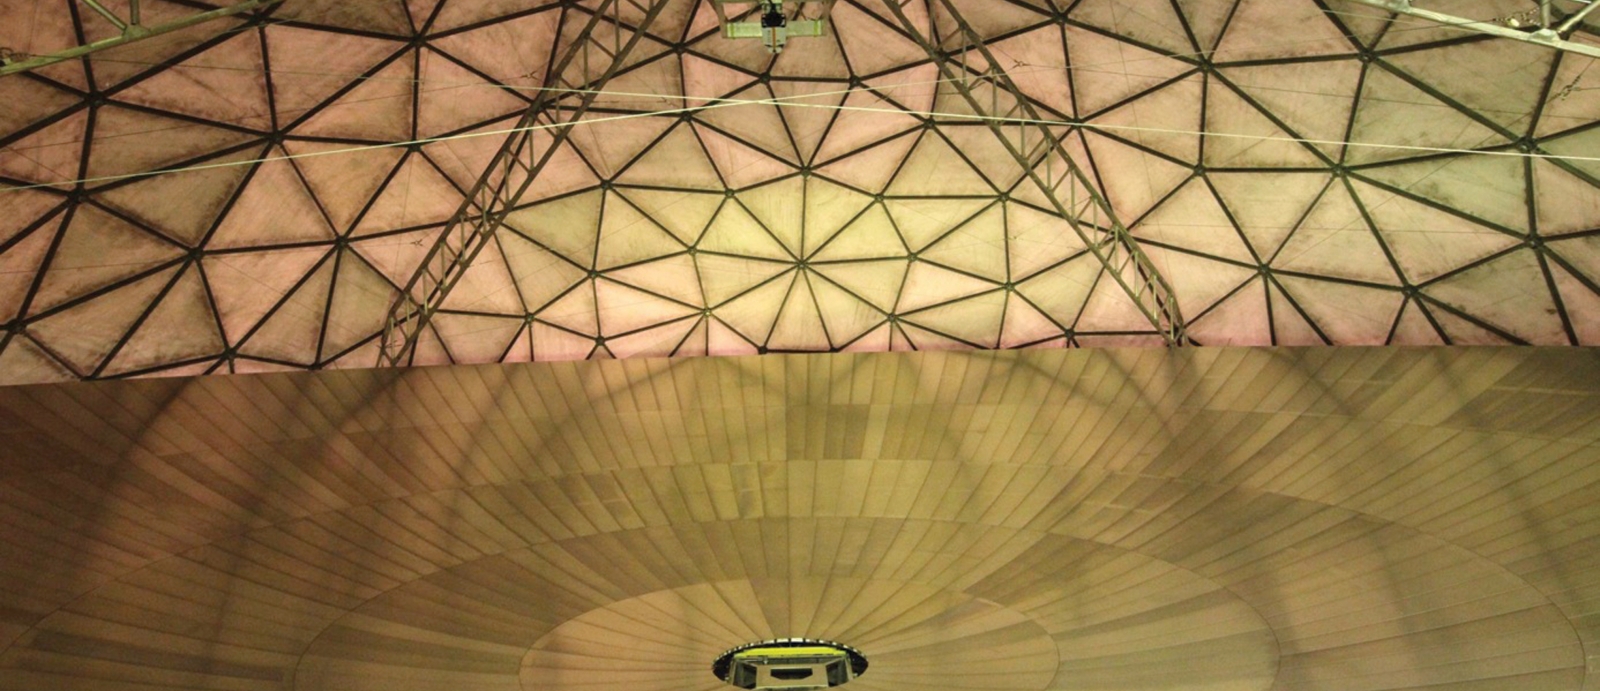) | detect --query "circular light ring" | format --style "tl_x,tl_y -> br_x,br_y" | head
712,638 -> 868,684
